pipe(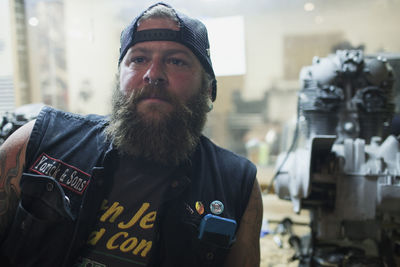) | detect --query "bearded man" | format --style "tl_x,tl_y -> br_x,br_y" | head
0,3 -> 262,267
